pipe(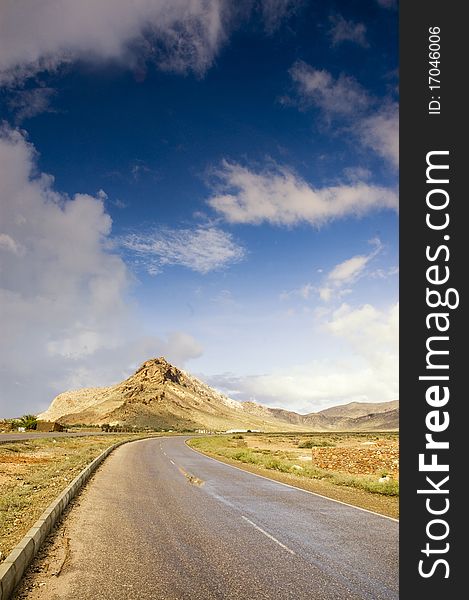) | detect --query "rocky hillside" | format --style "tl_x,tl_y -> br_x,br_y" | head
240,400 -> 399,432
317,400 -> 398,419
38,357 -> 399,431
